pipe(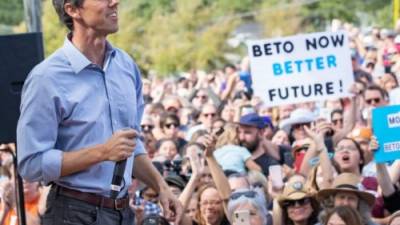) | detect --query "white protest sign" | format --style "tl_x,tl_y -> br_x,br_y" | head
247,31 -> 354,107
